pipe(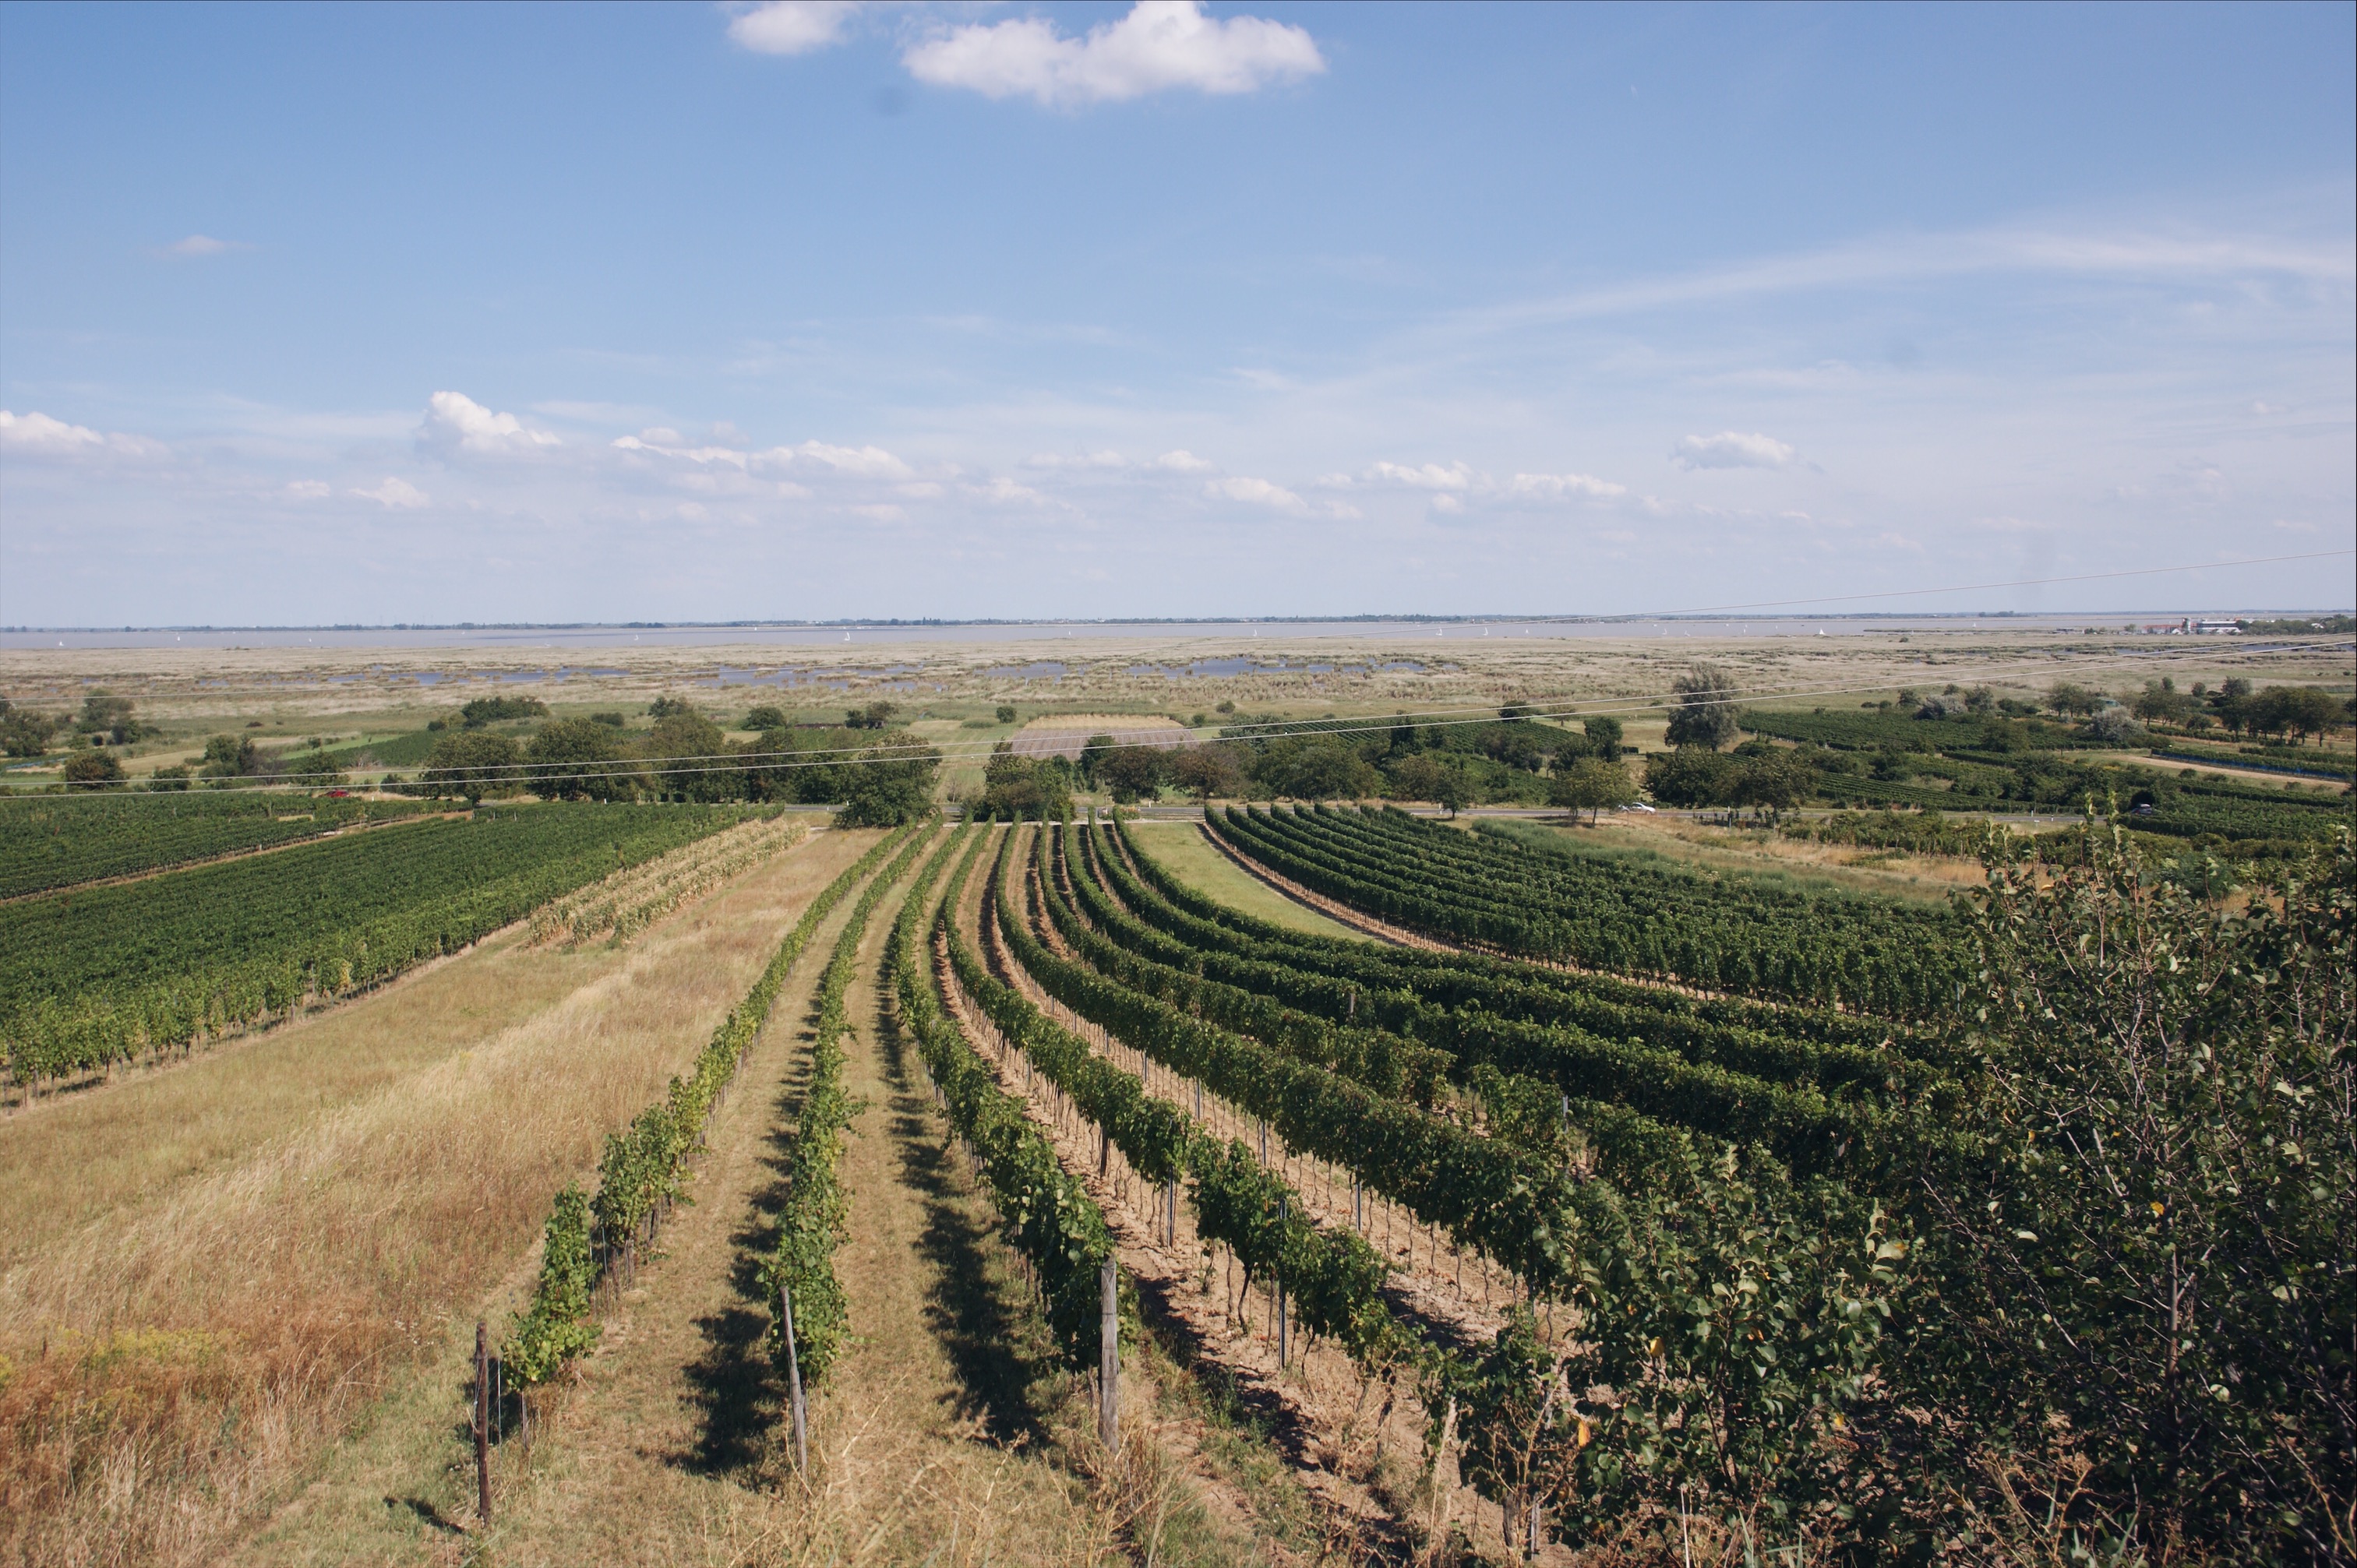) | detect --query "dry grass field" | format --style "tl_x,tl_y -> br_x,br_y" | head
0,828 -> 877,1568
